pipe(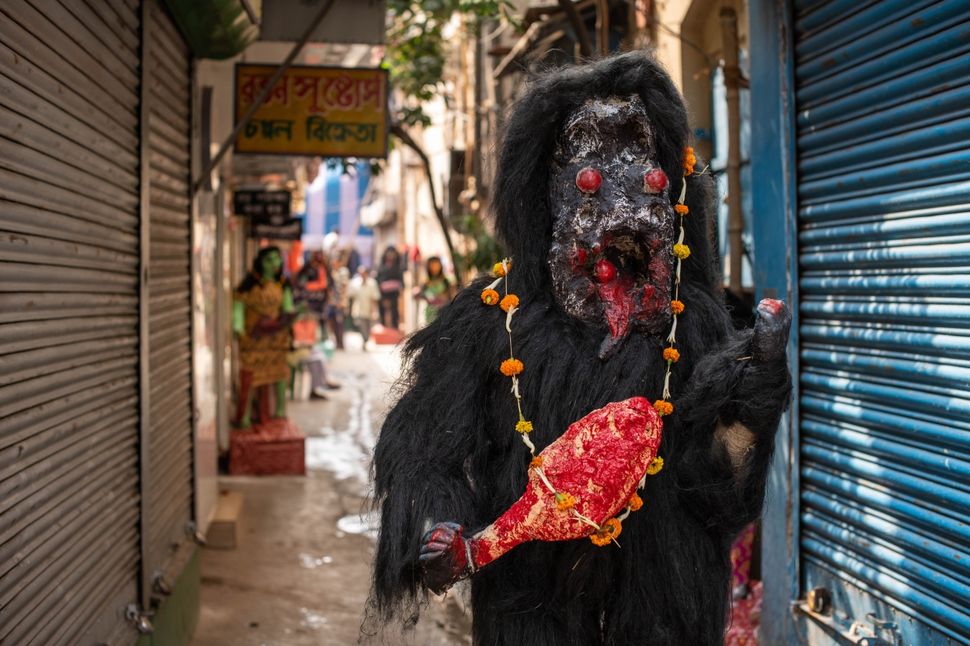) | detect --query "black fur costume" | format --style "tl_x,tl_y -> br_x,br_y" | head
371,52 -> 792,645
